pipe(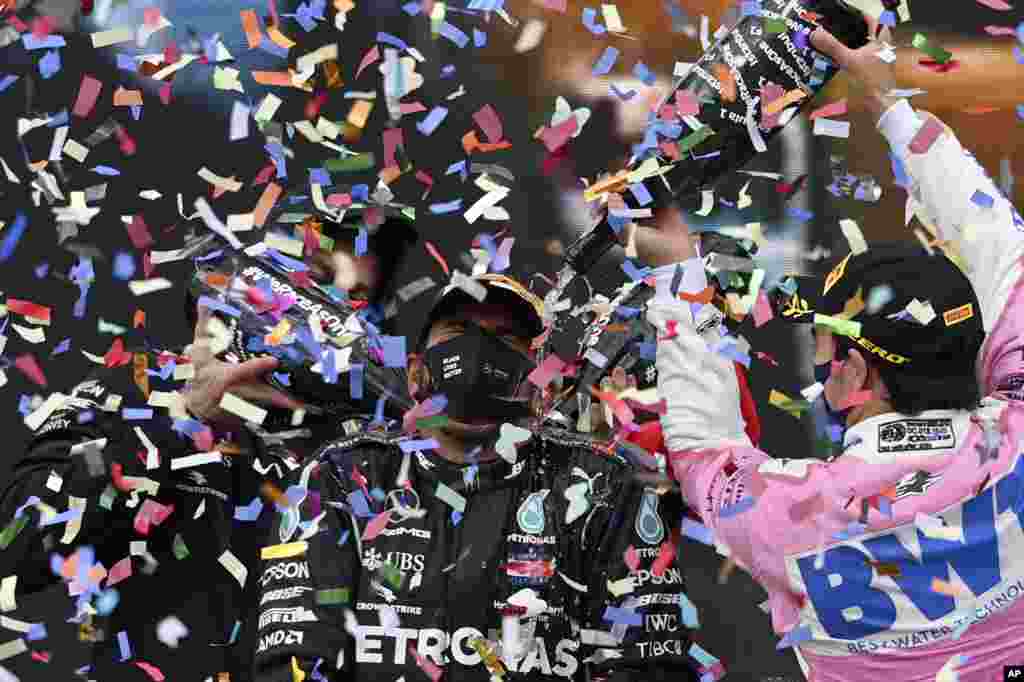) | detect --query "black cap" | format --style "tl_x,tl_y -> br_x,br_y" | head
776,243 -> 985,383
